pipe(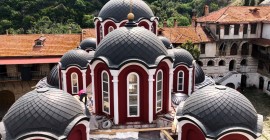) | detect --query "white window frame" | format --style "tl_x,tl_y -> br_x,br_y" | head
71,72 -> 79,95
177,71 -> 184,91
108,26 -> 114,33
156,70 -> 163,113
102,71 -> 110,114
127,72 -> 140,117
